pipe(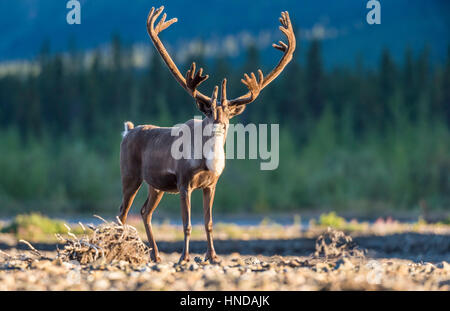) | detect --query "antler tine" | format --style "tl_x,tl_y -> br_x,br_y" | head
147,6 -> 178,36
189,62 -> 196,80
146,6 -> 155,26
257,69 -> 264,84
238,70 -> 264,101
273,11 -> 293,52
147,6 -> 162,33
186,62 -> 209,97
273,40 -> 288,52
158,17 -> 178,33
210,85 -> 219,119
220,79 -> 228,107
156,13 -> 167,30
211,85 -> 219,107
